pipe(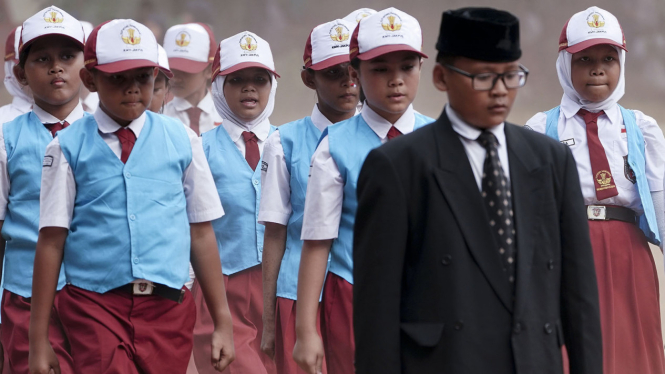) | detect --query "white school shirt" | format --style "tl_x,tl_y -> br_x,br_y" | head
525,96 -> 665,215
164,91 -> 223,135
300,103 -> 416,240
258,104 -> 359,225
39,107 -> 225,230
447,105 -> 510,190
81,92 -> 99,113
220,117 -> 272,157
0,96 -> 32,125
0,103 -> 85,220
